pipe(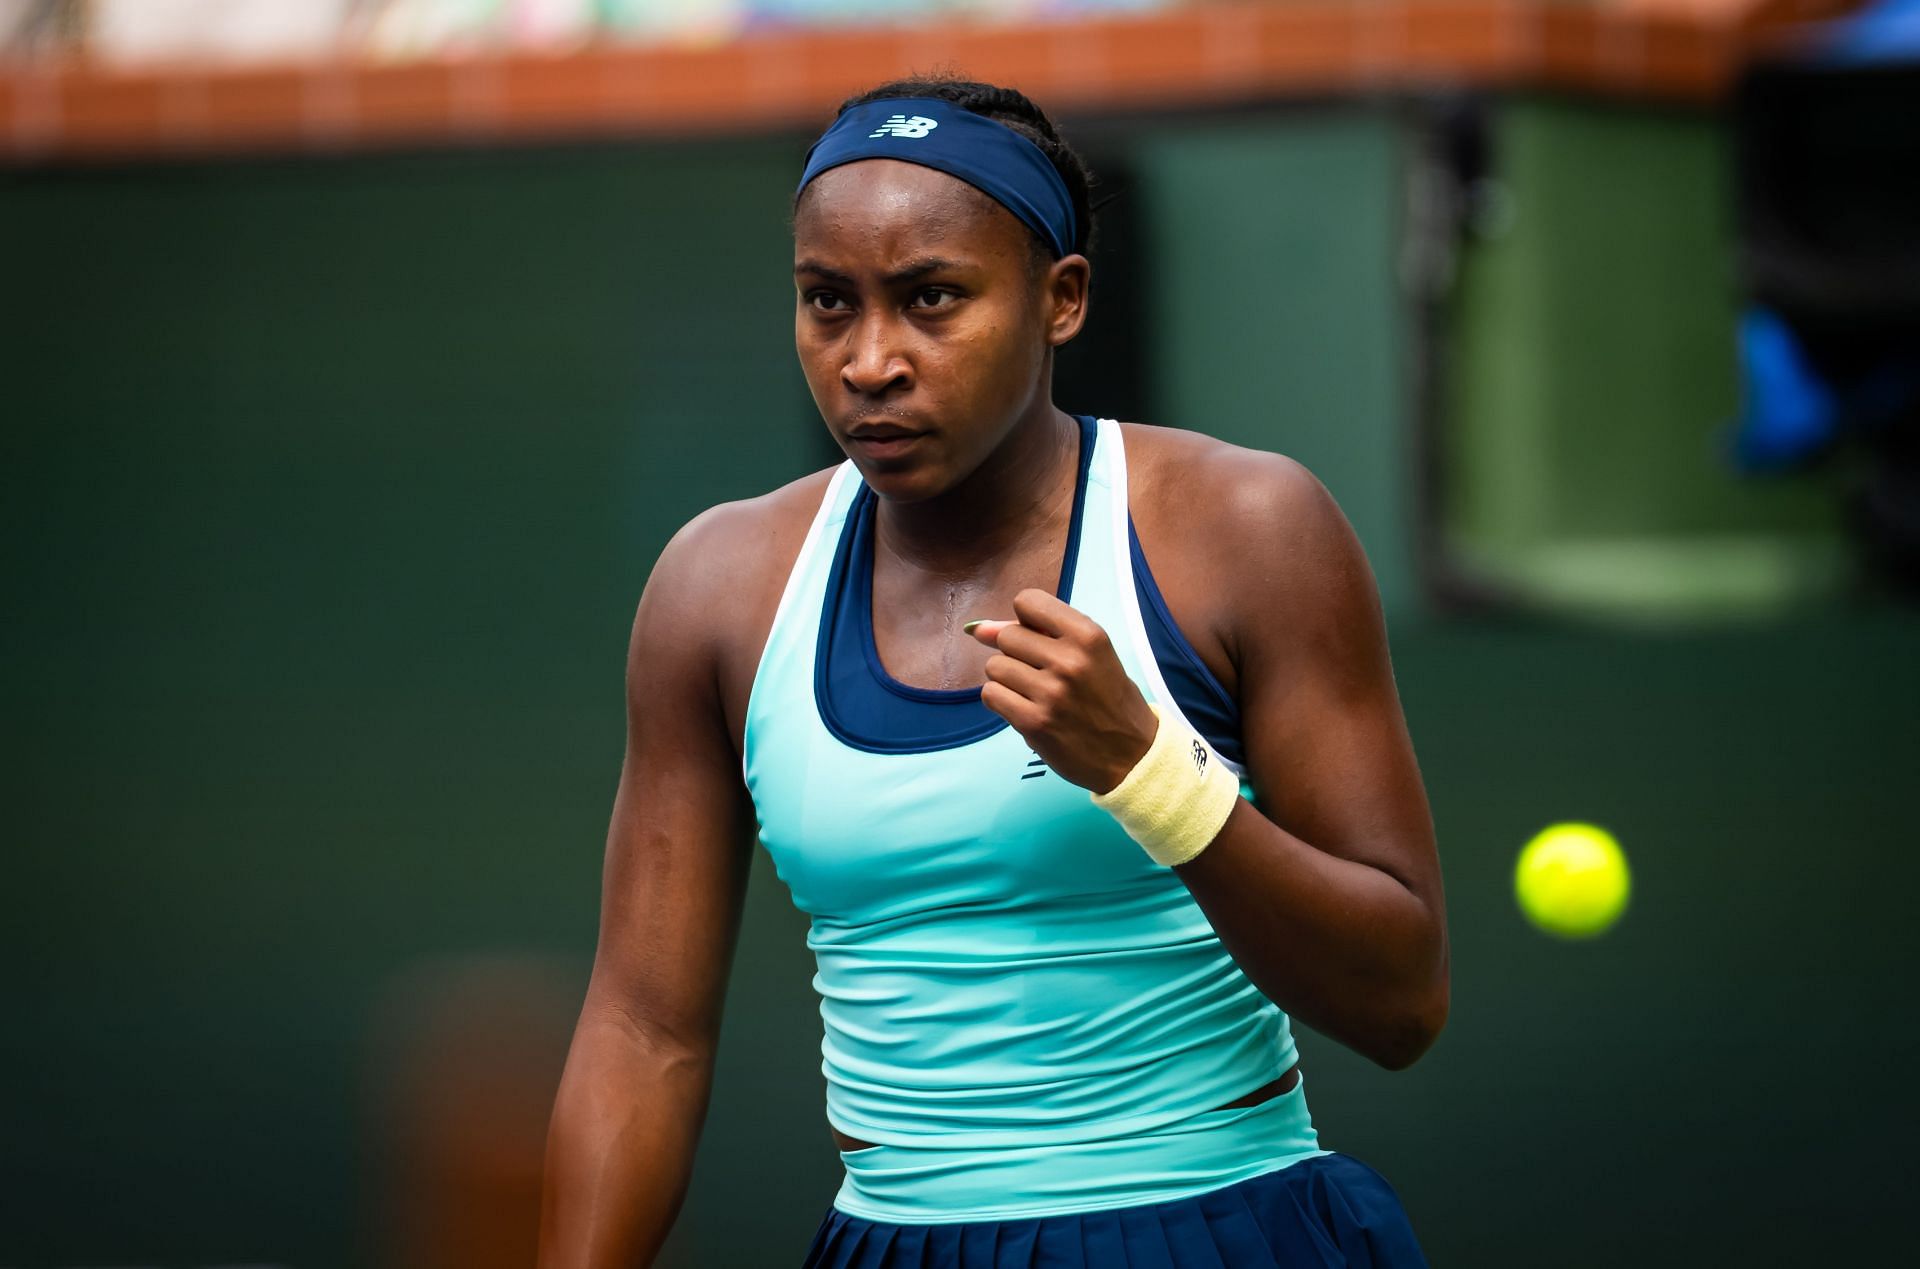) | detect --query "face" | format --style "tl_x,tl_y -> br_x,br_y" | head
792,158 -> 1088,502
